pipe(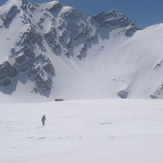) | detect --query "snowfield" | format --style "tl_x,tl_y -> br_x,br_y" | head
0,99 -> 163,163
0,2 -> 163,162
